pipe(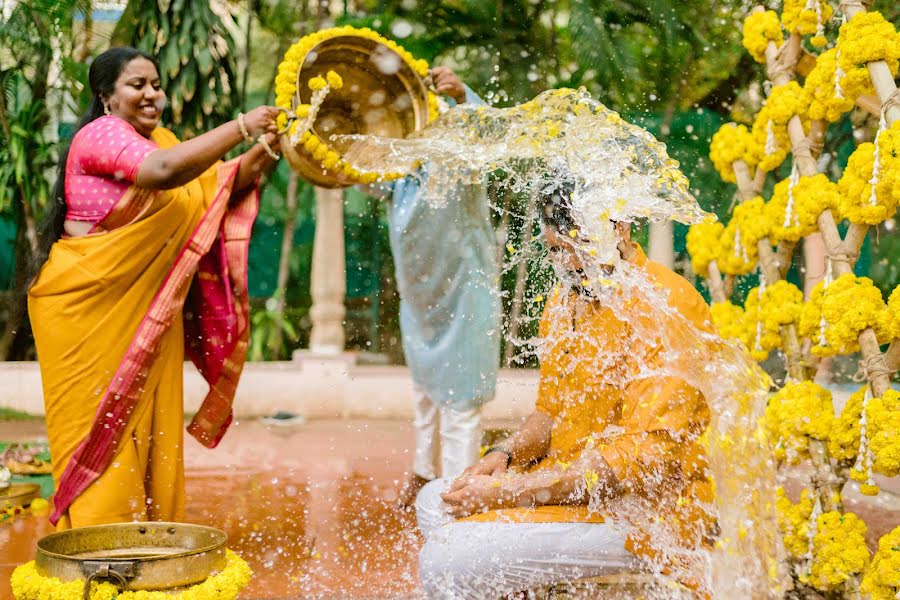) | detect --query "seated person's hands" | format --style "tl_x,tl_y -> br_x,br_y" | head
457,449 -> 509,480
440,473 -> 513,518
